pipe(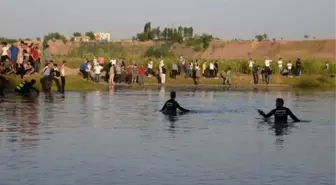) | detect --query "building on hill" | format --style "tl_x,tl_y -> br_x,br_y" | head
94,32 -> 111,42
